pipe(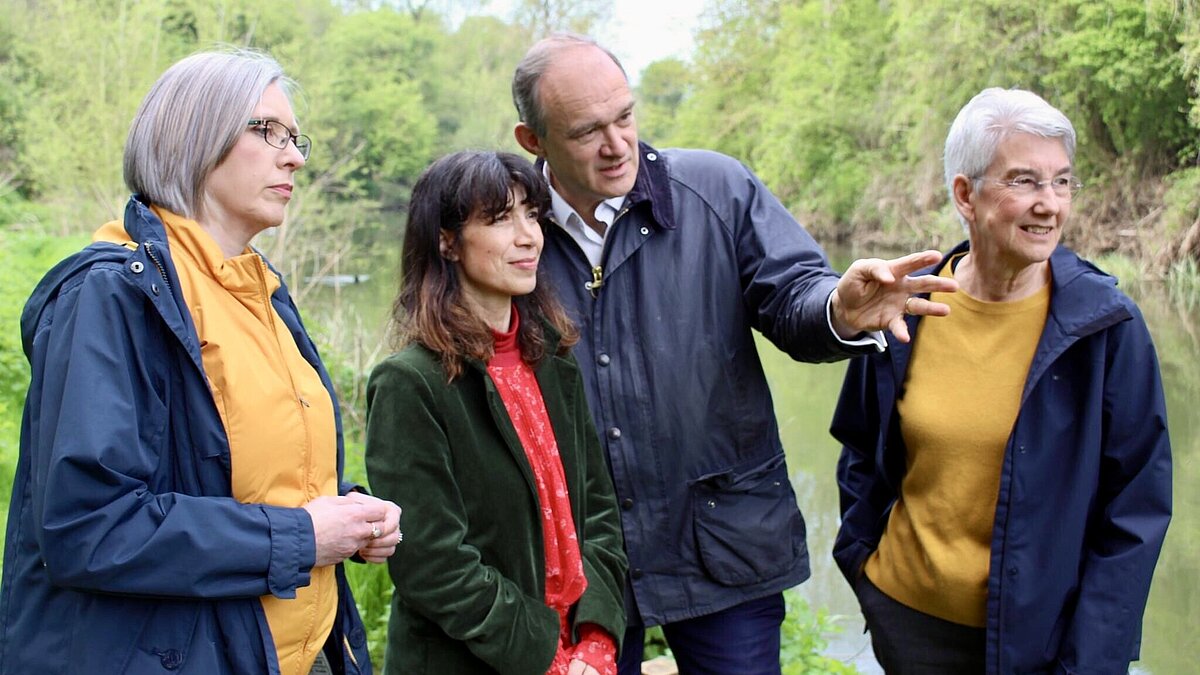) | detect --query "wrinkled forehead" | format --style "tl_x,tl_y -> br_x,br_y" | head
988,132 -> 1071,174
